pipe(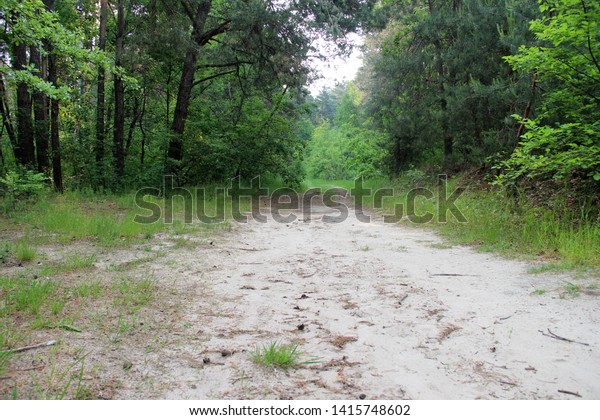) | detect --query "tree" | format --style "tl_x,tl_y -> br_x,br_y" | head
358,0 -> 538,172
113,0 -> 125,179
164,0 -> 376,174
305,83 -> 386,179
1,0 -> 110,191
95,0 -> 108,178
29,45 -> 49,172
13,40 -> 35,167
498,0 -> 600,187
